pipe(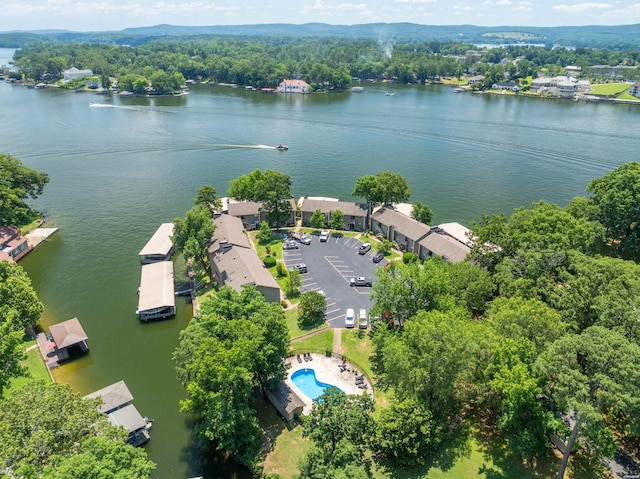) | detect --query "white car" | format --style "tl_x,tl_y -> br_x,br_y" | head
358,309 -> 368,329
319,229 -> 330,242
344,308 -> 355,328
300,234 -> 312,245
